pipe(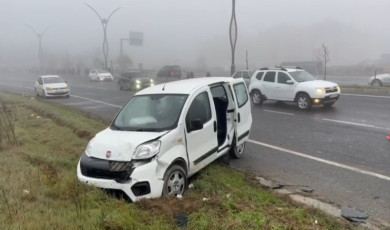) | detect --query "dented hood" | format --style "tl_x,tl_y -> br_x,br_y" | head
87,128 -> 167,161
